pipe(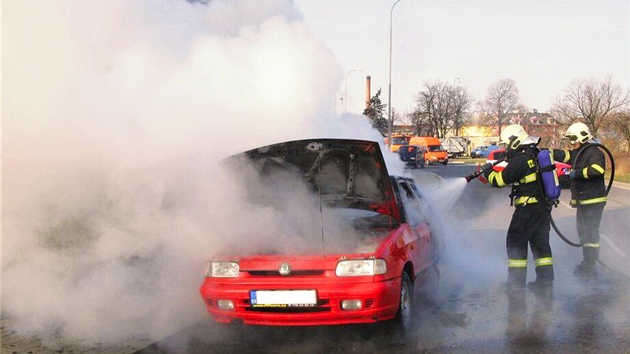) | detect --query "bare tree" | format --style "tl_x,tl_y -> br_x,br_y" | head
482,79 -> 520,136
390,107 -> 400,128
605,109 -> 630,151
552,75 -> 630,136
407,109 -> 431,136
451,85 -> 474,136
412,80 -> 474,138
